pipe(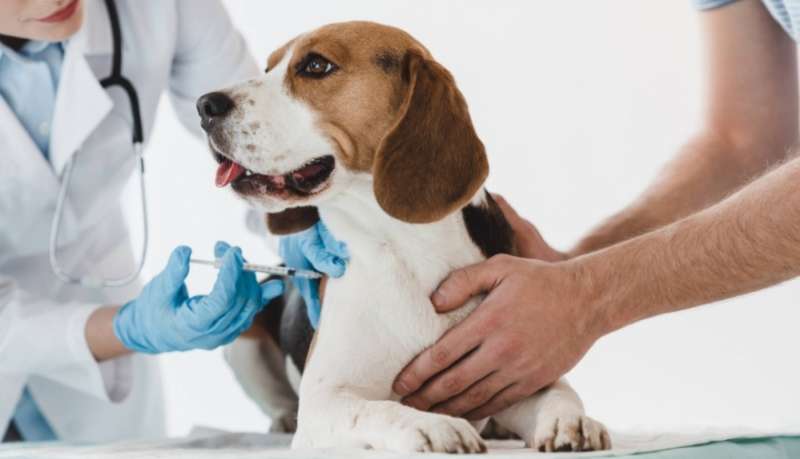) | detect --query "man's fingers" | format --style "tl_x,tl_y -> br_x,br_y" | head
431,258 -> 509,313
464,383 -> 532,421
430,371 -> 510,417
402,347 -> 496,411
491,193 -> 521,222
493,194 -> 538,244
492,193 -> 564,262
493,193 -> 539,244
393,317 -> 485,396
